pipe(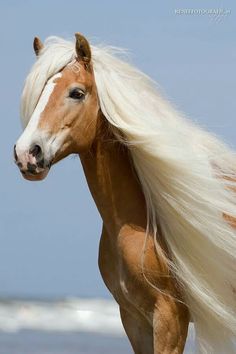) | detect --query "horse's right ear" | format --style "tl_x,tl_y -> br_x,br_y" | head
75,33 -> 91,66
33,37 -> 43,56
